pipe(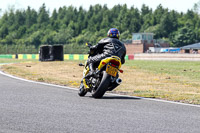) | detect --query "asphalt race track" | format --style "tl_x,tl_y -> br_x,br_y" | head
0,71 -> 200,133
